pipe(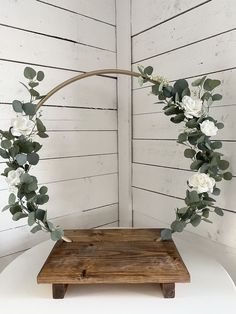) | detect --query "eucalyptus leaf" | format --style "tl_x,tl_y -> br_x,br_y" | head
190,214 -> 201,227
8,193 -> 16,205
218,160 -> 229,170
212,94 -> 222,101
177,207 -> 188,215
22,102 -> 36,115
36,118 -> 46,132
171,220 -> 186,232
51,229 -> 64,241
2,204 -> 10,212
15,154 -> 27,165
0,148 -> 9,159
203,79 -> 221,91
27,181 -> 38,192
35,209 -> 46,222
1,139 -> 12,149
216,122 -> 224,129
184,148 -> 195,158
191,76 -> 206,87
211,141 -> 222,150
190,160 -> 204,170
29,89 -> 40,97
214,207 -> 224,216
27,152 -> 39,165
161,229 -> 172,240
212,187 -> 220,196
39,186 -> 48,194
170,113 -> 185,123
28,81 -> 39,88
178,133 -> 188,143
36,194 -> 49,205
24,67 -> 36,80
202,208 -> 210,218
223,172 -> 233,180
37,71 -> 45,81
144,66 -> 153,75
12,100 -> 23,113
13,212 -> 28,221
188,191 -> 200,203
28,211 -> 36,226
